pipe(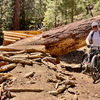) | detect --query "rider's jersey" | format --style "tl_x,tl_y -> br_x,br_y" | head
86,29 -> 100,49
